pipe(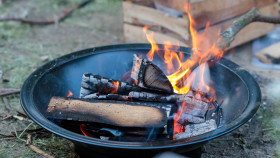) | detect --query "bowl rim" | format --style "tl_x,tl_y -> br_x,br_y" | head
20,43 -> 261,149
